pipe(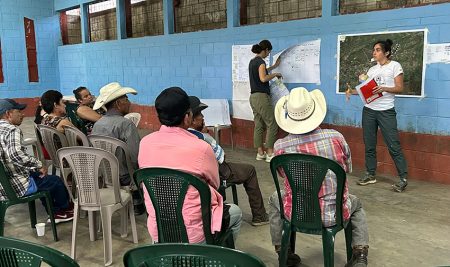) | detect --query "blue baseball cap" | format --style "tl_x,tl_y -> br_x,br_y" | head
0,99 -> 27,115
